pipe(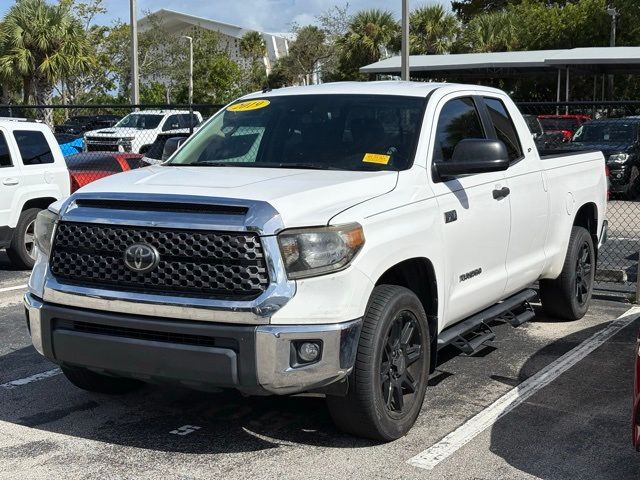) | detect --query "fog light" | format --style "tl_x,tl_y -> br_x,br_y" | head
298,342 -> 320,363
